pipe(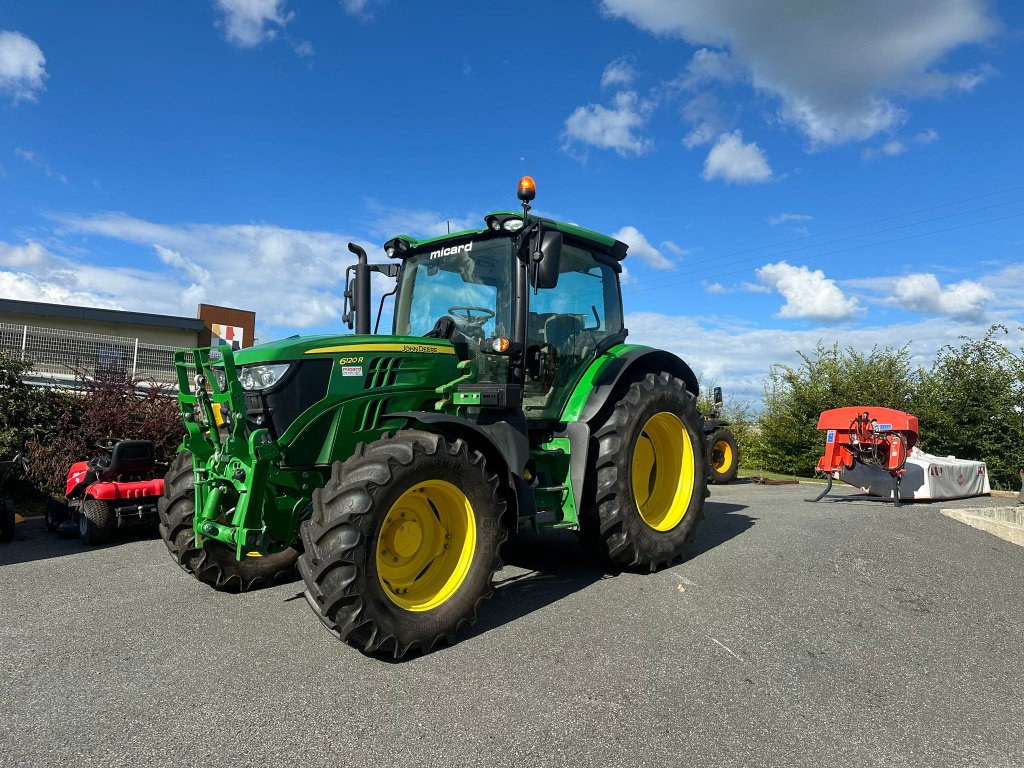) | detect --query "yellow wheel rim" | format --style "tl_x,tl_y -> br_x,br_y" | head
631,412 -> 695,531
376,480 -> 477,612
713,440 -> 733,472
